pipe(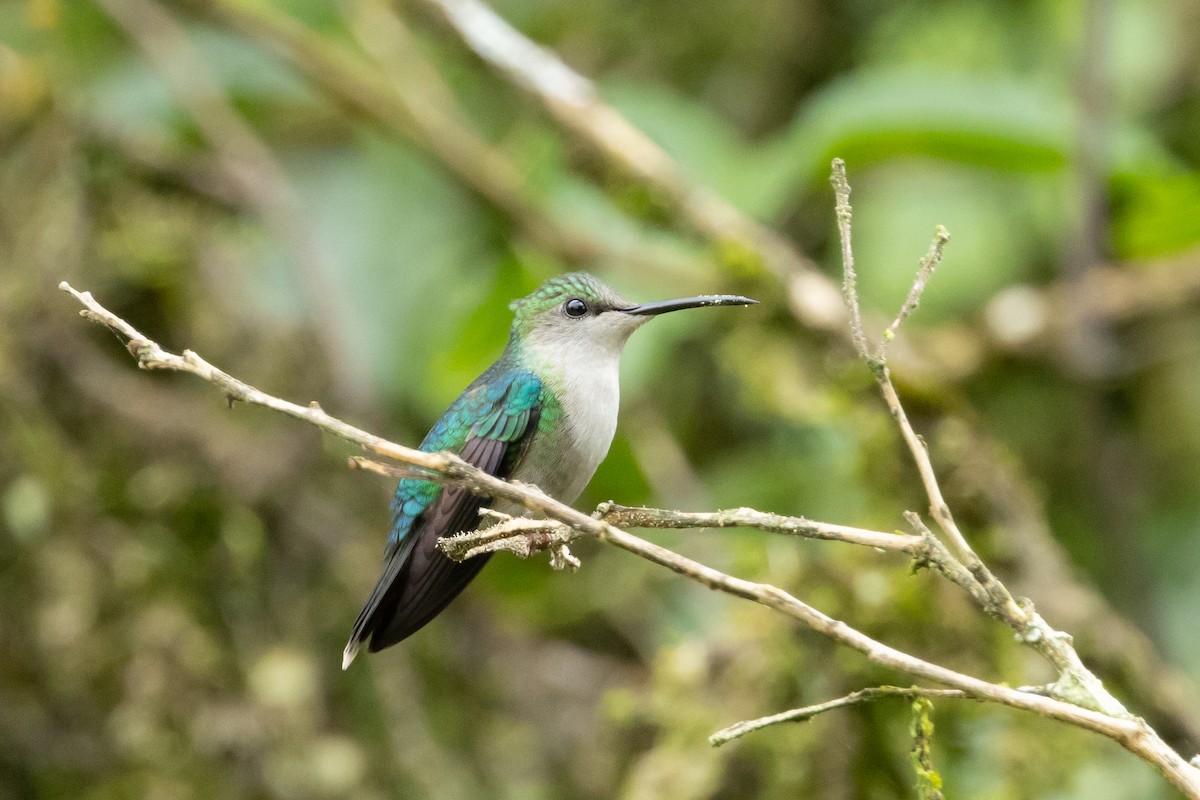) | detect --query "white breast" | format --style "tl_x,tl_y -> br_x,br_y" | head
557,350 -> 621,472
519,329 -> 625,503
